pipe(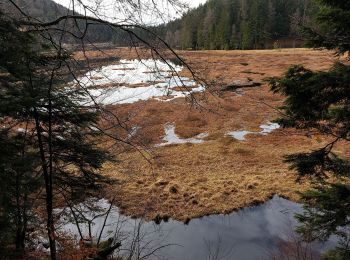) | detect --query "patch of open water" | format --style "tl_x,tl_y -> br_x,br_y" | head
58,196 -> 337,260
